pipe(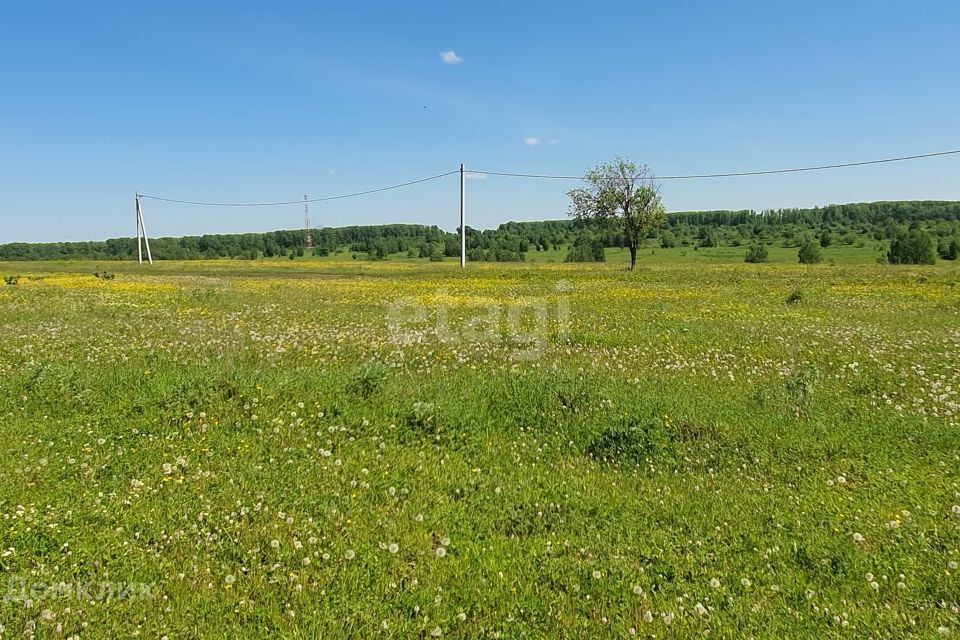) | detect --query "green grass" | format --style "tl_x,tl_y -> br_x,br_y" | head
1,257 -> 959,638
